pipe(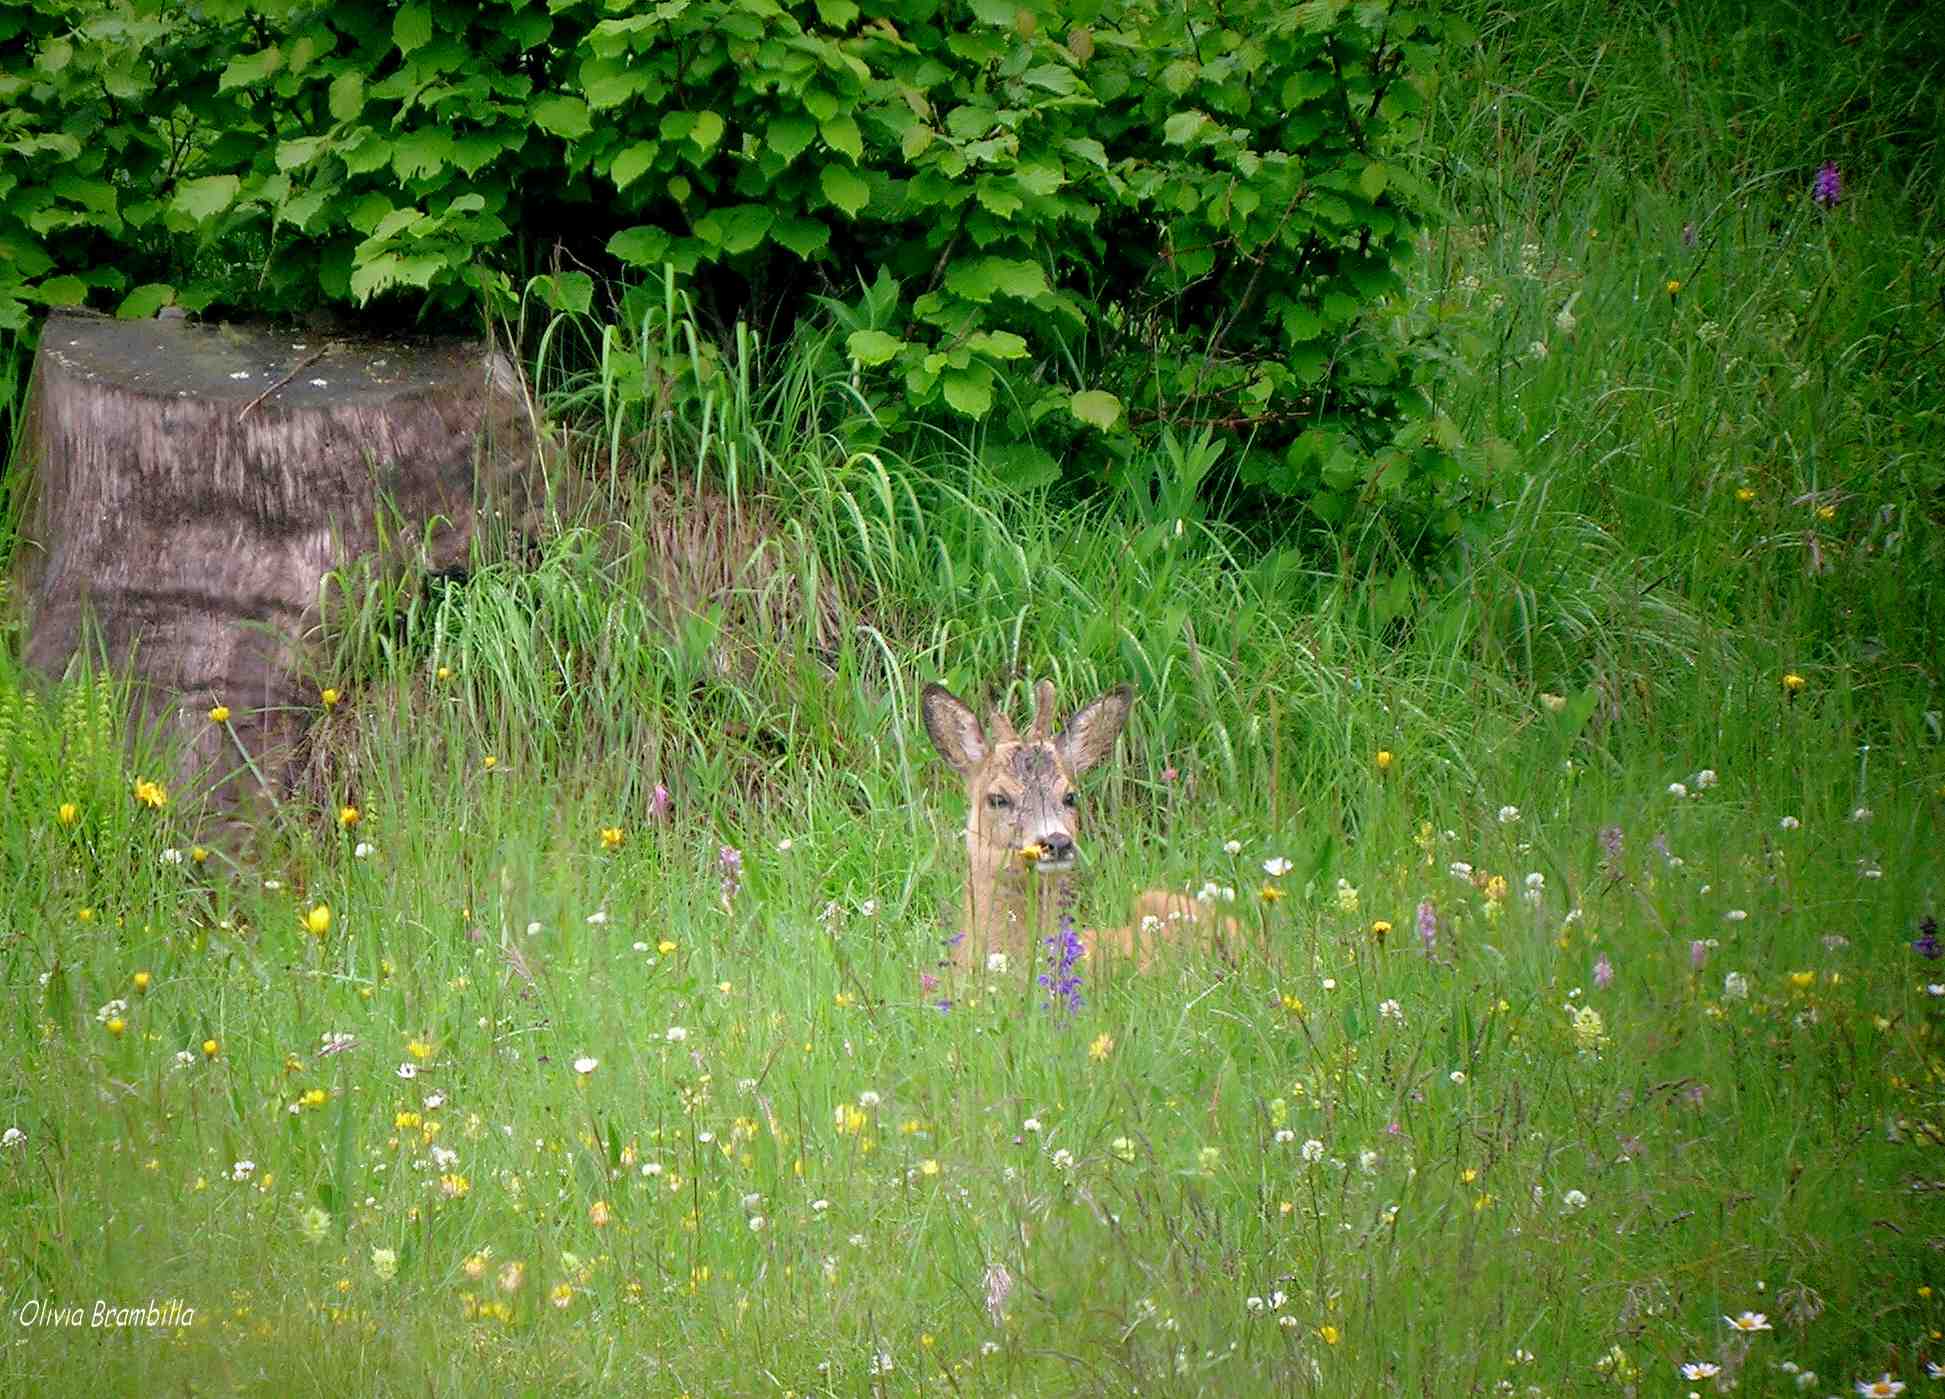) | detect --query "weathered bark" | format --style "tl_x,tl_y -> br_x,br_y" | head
16,311 -> 533,817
